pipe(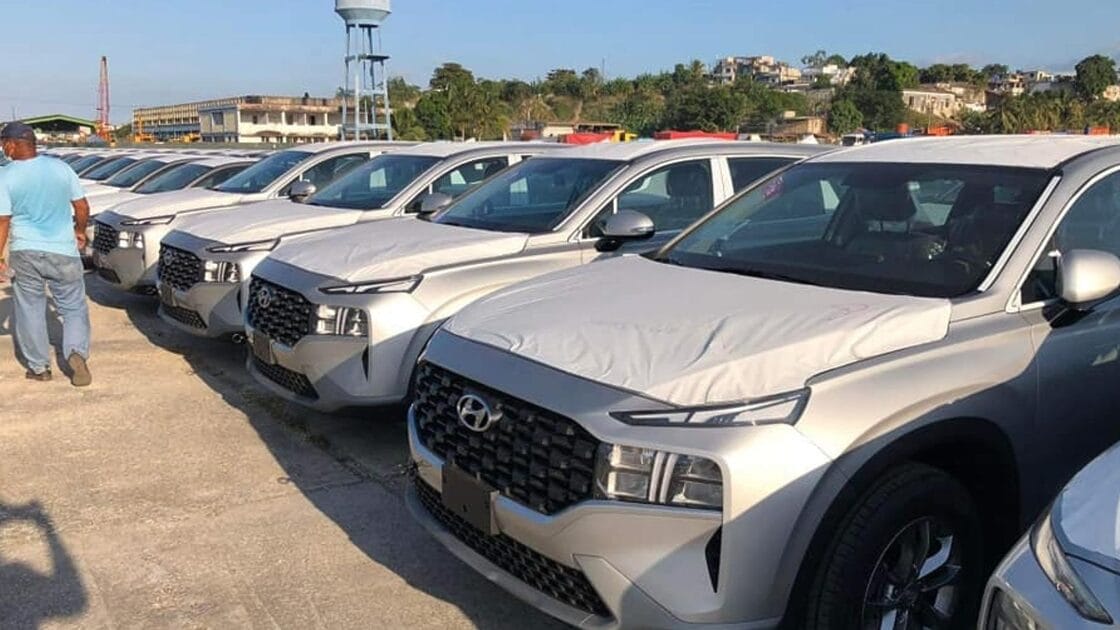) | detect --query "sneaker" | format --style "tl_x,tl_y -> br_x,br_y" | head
25,369 -> 52,382
67,353 -> 92,387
